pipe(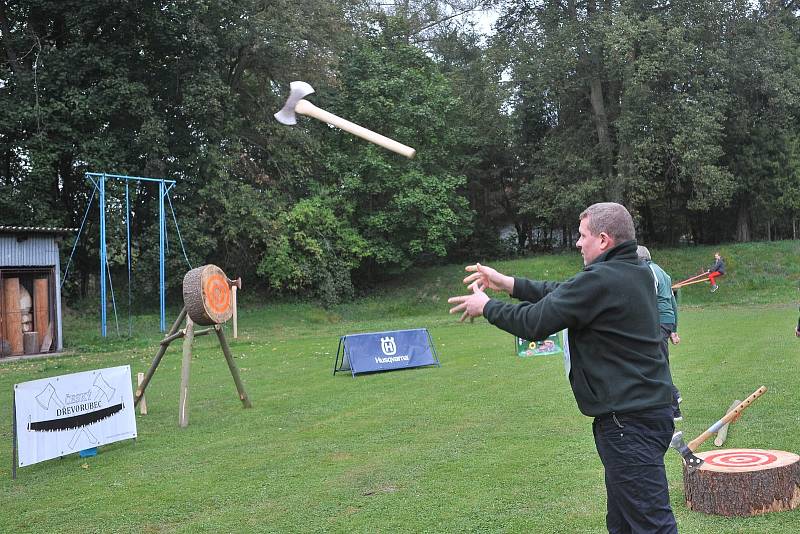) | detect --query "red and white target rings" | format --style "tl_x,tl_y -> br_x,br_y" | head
705,451 -> 777,467
183,264 -> 234,325
696,449 -> 799,473
204,273 -> 231,316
